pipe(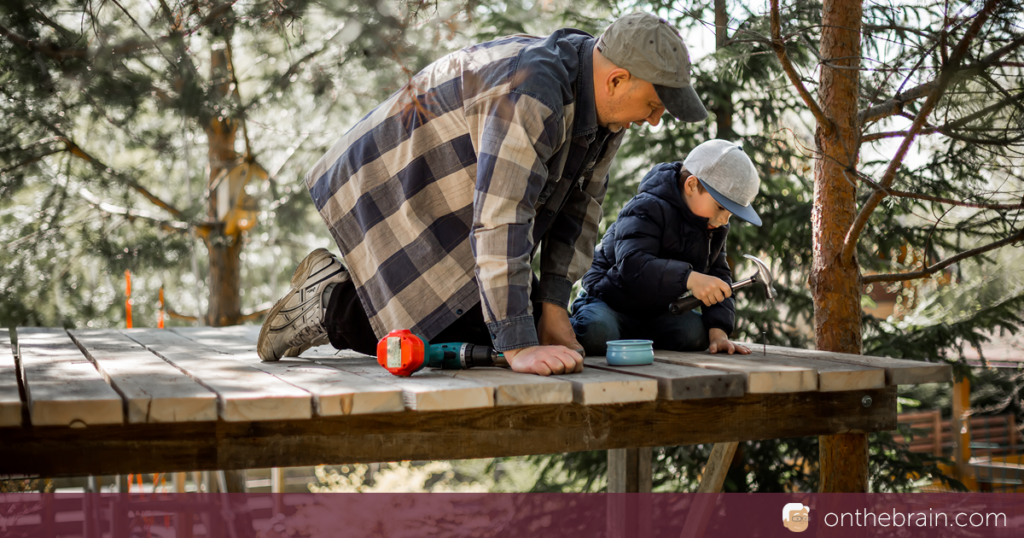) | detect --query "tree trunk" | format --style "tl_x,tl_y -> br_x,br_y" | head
813,0 -> 866,491
811,0 -> 863,356
203,26 -> 243,327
